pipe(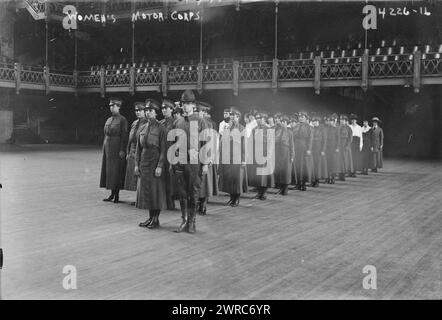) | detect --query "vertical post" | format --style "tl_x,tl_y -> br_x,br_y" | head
199,5 -> 203,64
45,3 -> 49,68
272,58 -> 278,93
413,51 -> 421,93
14,62 -> 21,95
100,66 -> 105,98
129,66 -> 135,95
274,0 -> 279,60
73,70 -> 78,96
232,60 -> 239,96
361,52 -> 369,92
314,56 -> 321,95
44,66 -> 50,95
131,0 -> 135,65
197,62 -> 203,94
161,64 -> 168,97
74,30 -> 78,72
